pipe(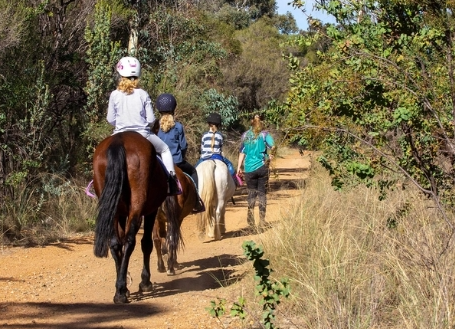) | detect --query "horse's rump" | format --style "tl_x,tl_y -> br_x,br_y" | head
196,159 -> 235,239
196,160 -> 217,233
93,132 -> 167,214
